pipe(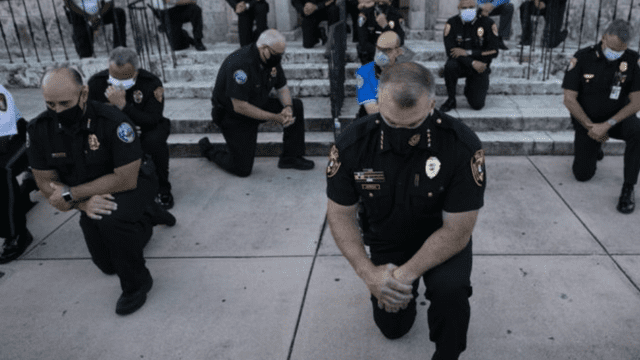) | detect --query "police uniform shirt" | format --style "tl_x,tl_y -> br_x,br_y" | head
292,0 -> 334,14
356,62 -> 381,106
562,43 -> 640,123
326,112 -> 486,252
444,14 -> 501,67
88,68 -> 166,132
26,101 -> 142,187
359,4 -> 405,44
211,43 -> 286,115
